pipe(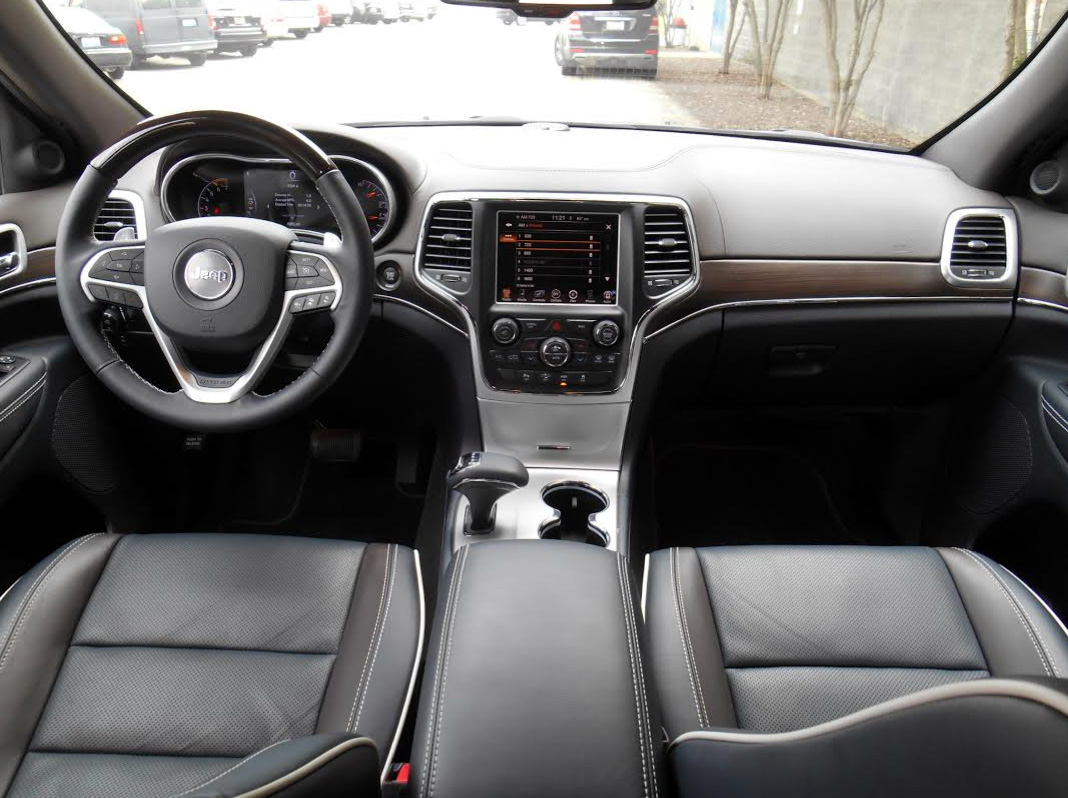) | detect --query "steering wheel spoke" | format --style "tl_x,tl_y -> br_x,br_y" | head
284,244 -> 343,316
79,243 -> 147,310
